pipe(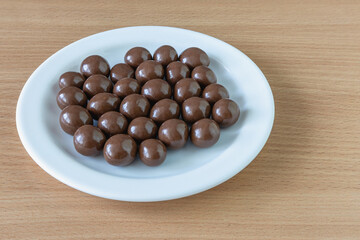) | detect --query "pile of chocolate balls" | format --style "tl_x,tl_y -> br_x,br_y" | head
57,46 -> 240,167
